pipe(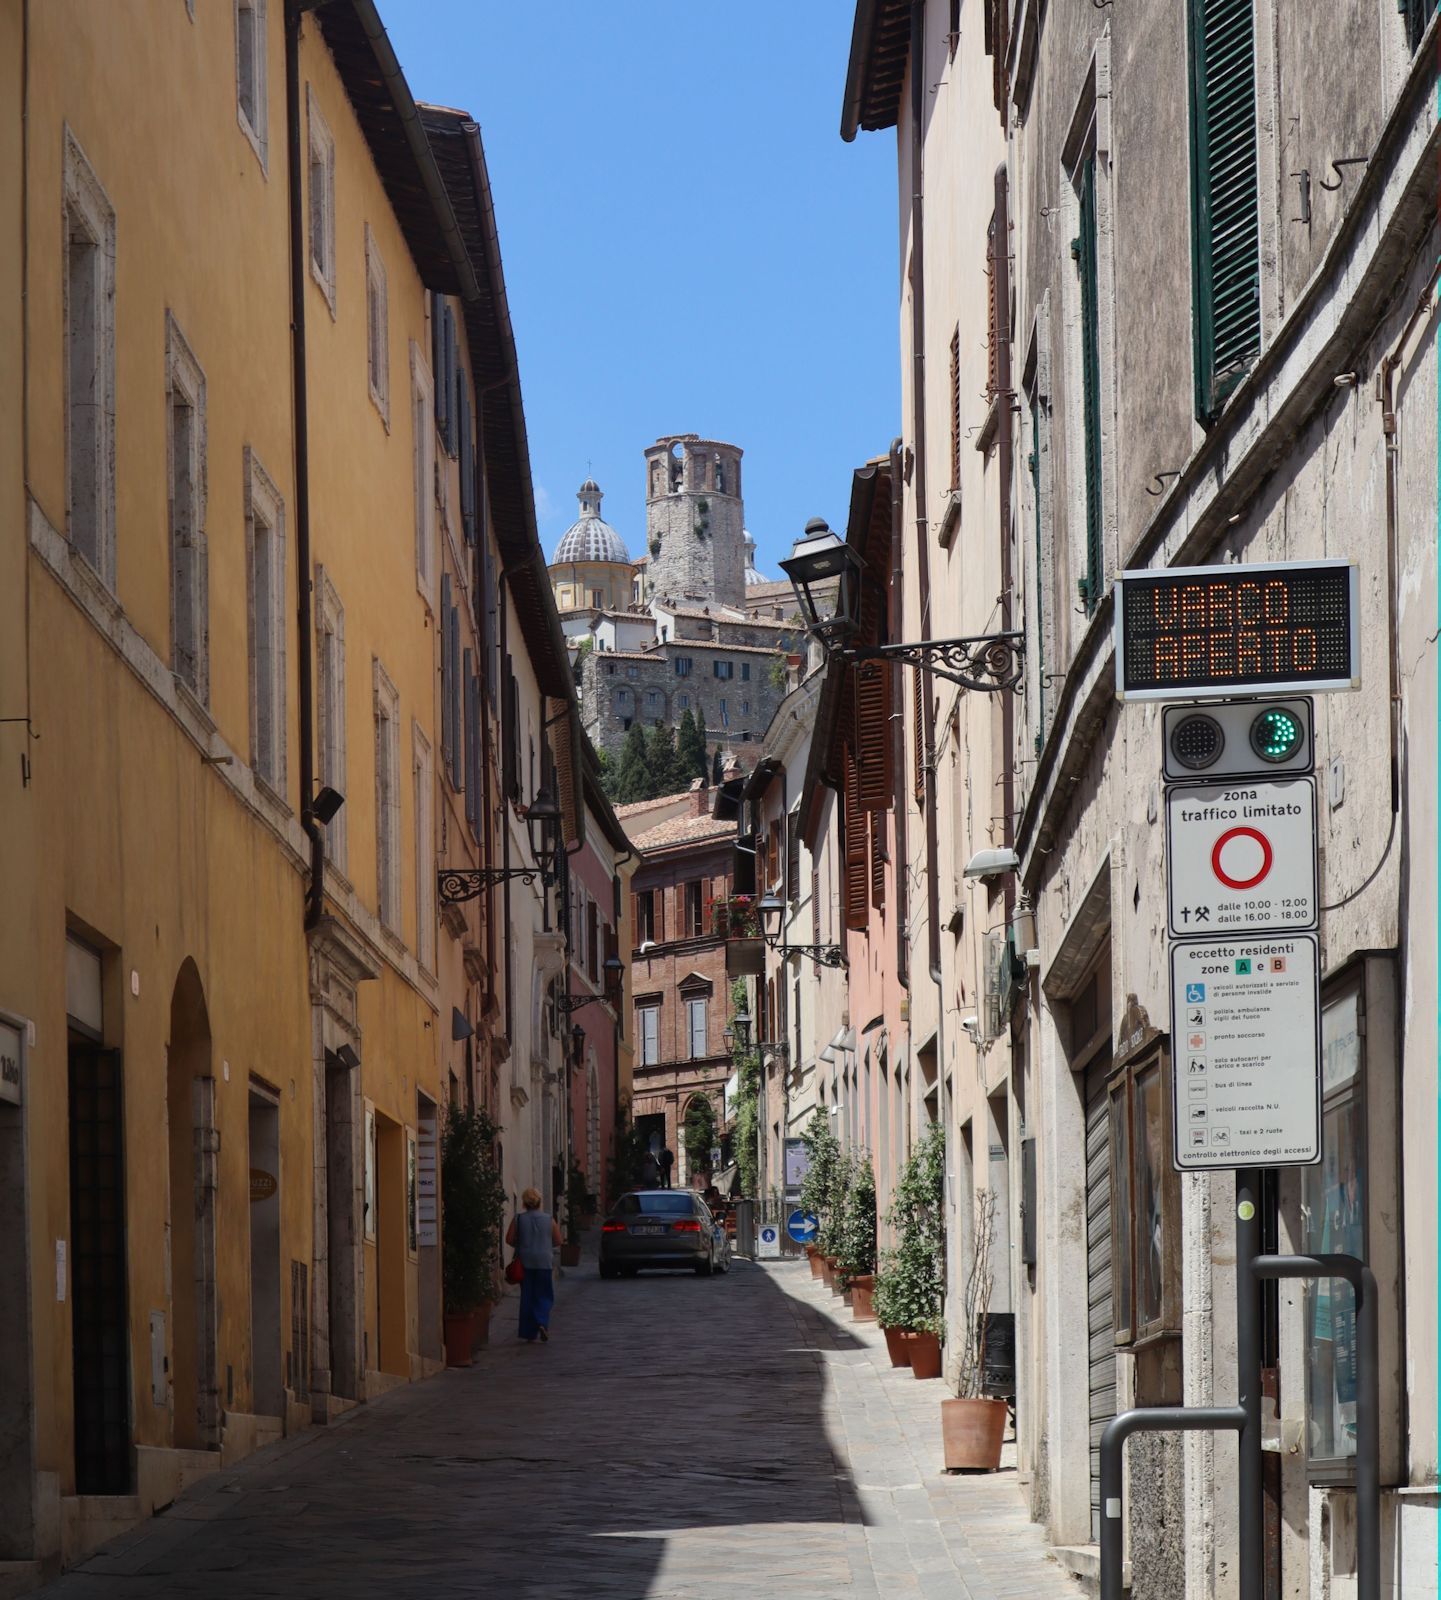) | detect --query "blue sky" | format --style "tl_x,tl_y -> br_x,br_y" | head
385,3 -> 899,578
